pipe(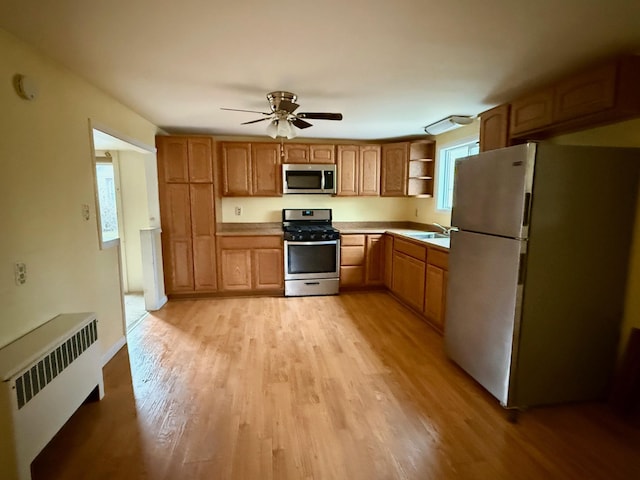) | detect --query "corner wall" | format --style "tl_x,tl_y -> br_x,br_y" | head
409,119 -> 480,226
0,28 -> 158,357
551,118 -> 640,354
